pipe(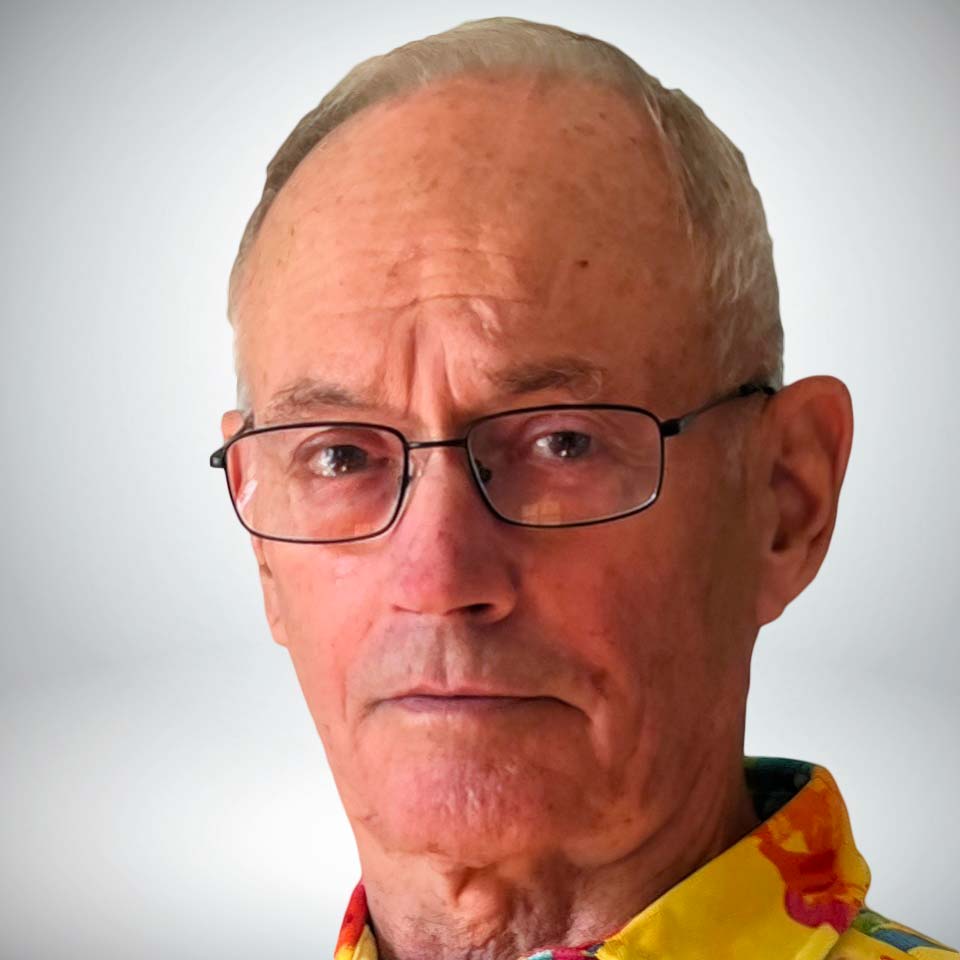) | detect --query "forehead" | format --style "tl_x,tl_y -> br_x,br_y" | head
234,71 -> 712,421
